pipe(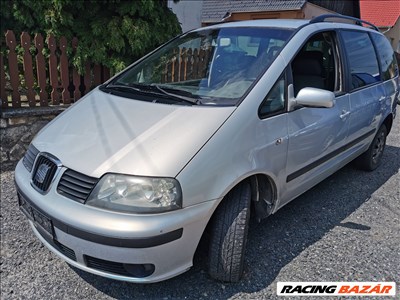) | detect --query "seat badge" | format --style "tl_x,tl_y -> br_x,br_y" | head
35,164 -> 50,183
